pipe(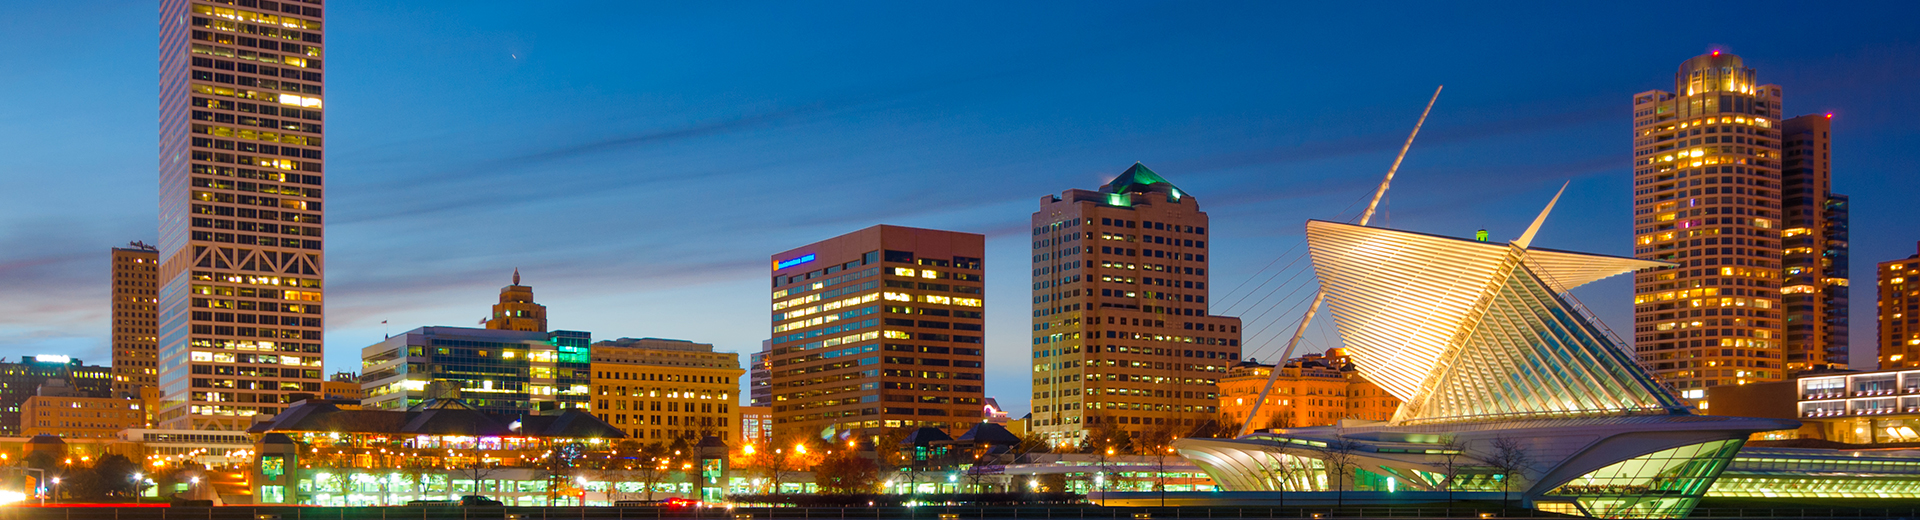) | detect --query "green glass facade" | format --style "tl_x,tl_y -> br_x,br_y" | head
1545,439 -> 1743,519
361,327 -> 592,414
